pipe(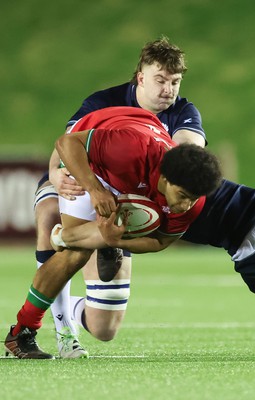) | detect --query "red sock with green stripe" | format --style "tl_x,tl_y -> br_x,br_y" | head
12,285 -> 55,336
